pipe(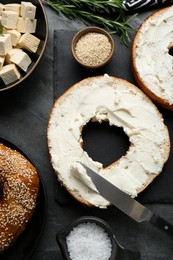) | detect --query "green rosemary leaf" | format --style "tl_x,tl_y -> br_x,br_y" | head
44,0 -> 134,44
62,0 -> 124,12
